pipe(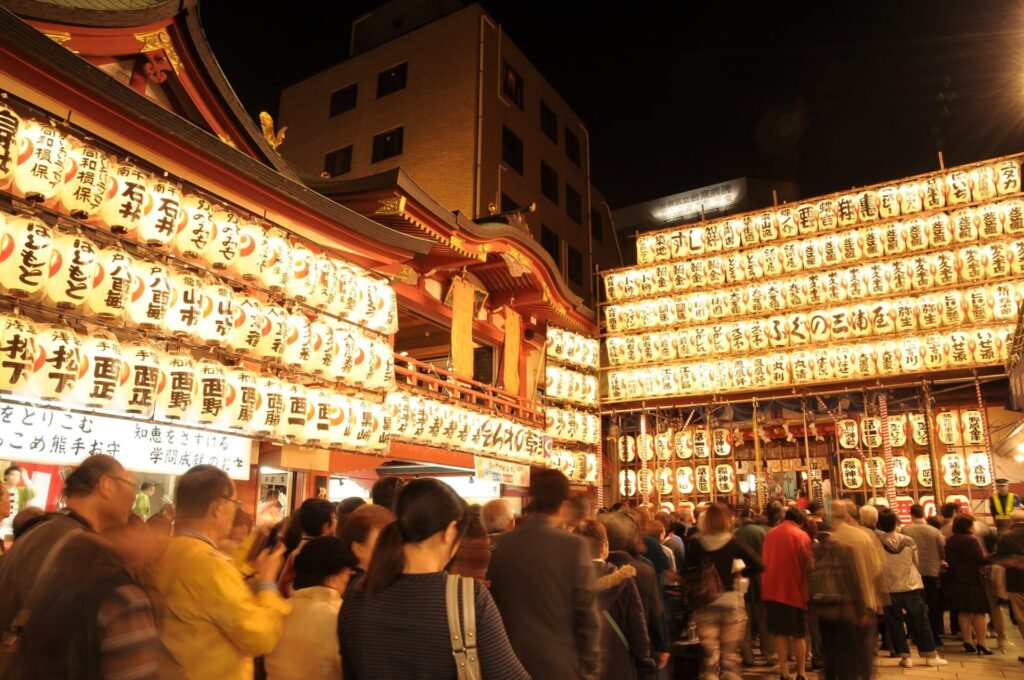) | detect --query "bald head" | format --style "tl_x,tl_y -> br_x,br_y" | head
481,499 -> 515,535
831,500 -> 856,525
